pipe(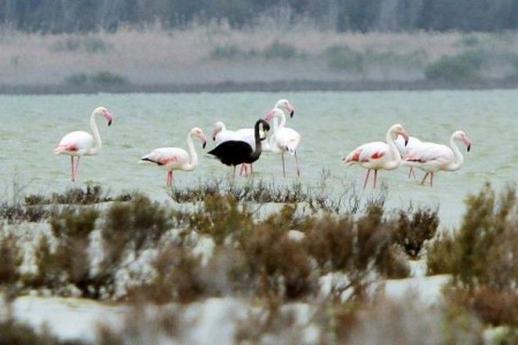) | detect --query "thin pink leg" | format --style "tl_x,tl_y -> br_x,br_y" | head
430,172 -> 434,187
420,172 -> 429,185
70,156 -> 75,182
249,164 -> 253,175
166,171 -> 172,187
408,167 -> 416,180
74,156 -> 80,181
373,169 -> 378,189
294,151 -> 300,177
281,152 -> 286,178
363,169 -> 371,190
